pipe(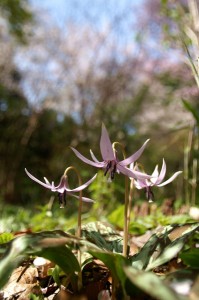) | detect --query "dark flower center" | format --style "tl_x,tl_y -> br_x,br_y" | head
104,160 -> 117,180
58,191 -> 66,208
145,186 -> 154,203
